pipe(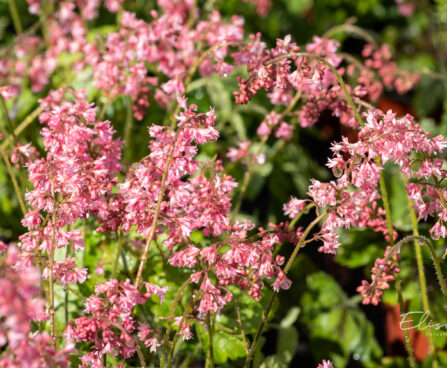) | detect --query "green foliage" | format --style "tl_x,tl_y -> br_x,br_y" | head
336,229 -> 385,268
301,272 -> 382,367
